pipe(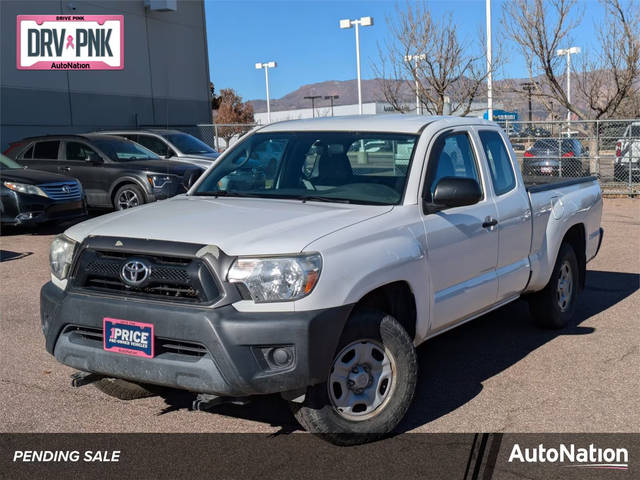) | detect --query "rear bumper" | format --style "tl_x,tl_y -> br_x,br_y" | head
41,282 -> 352,396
